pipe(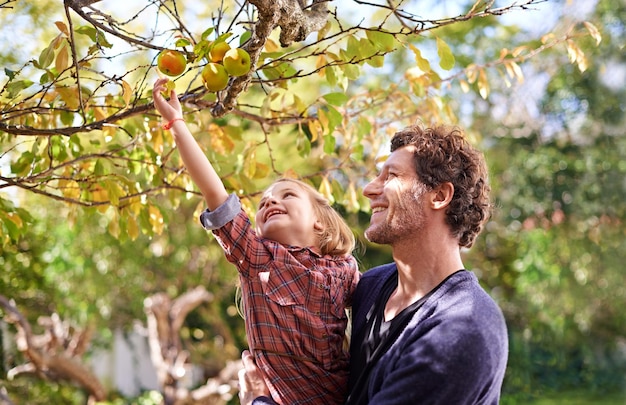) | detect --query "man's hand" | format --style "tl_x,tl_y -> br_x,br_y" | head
238,350 -> 271,405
